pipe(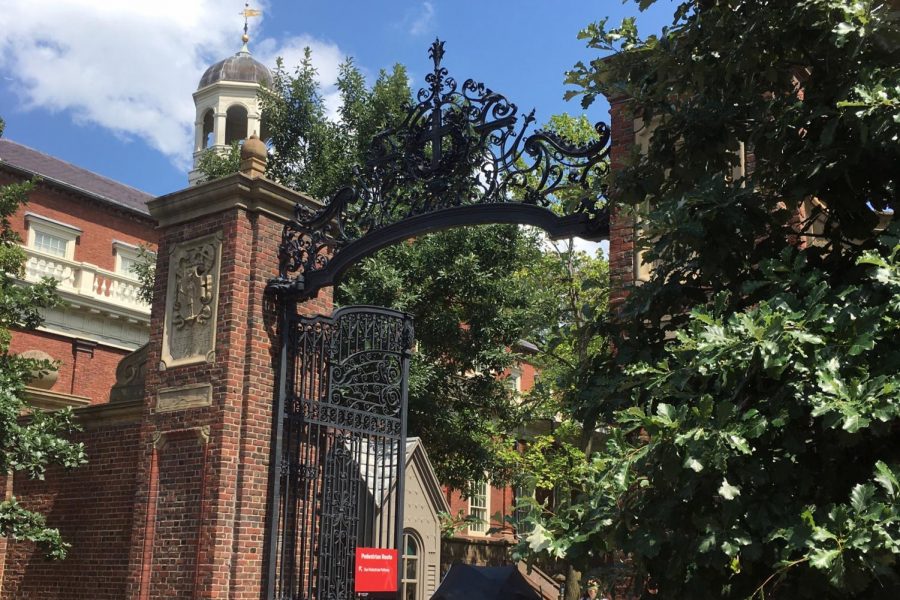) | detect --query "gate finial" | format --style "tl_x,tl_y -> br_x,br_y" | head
428,39 -> 445,69
270,39 -> 612,301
